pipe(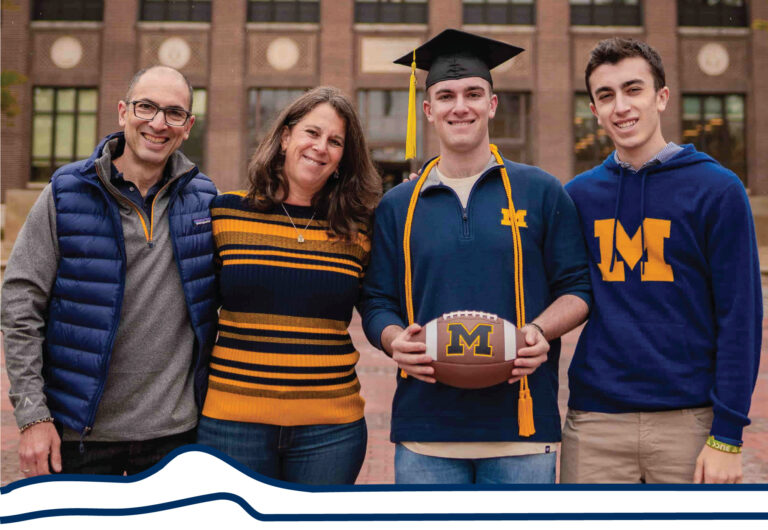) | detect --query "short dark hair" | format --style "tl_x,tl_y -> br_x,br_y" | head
246,86 -> 381,240
585,38 -> 666,103
125,66 -> 194,110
